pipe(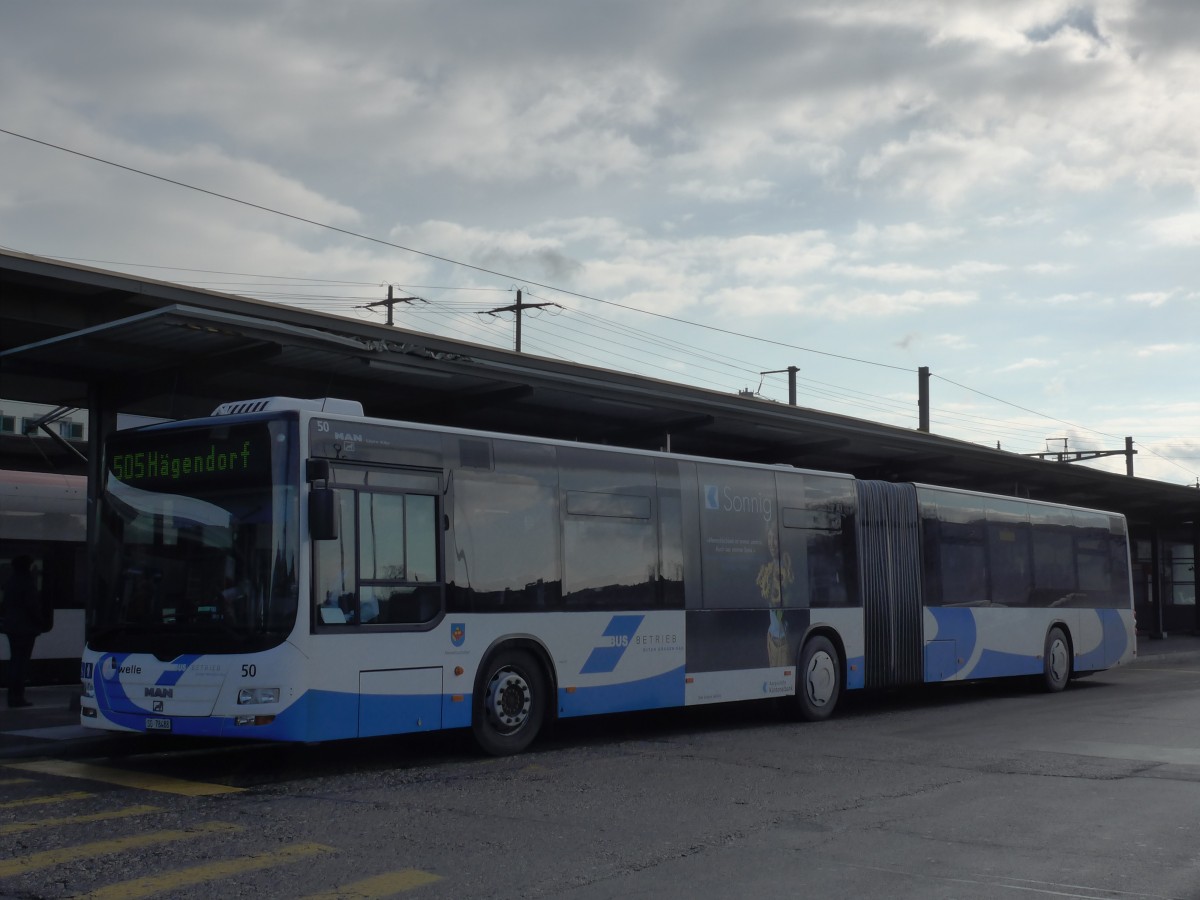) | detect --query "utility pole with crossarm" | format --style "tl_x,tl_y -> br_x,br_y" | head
479,289 -> 555,352
1025,436 -> 1137,476
364,285 -> 424,326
